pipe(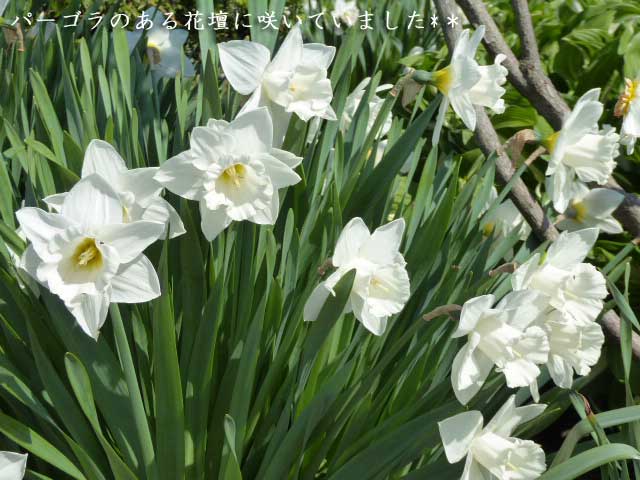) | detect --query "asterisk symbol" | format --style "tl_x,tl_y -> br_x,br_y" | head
430,14 -> 439,28
446,14 -> 459,27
